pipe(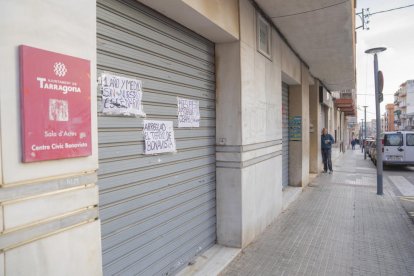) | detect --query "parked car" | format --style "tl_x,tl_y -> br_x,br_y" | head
383,131 -> 414,166
365,139 -> 375,157
370,141 -> 377,164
